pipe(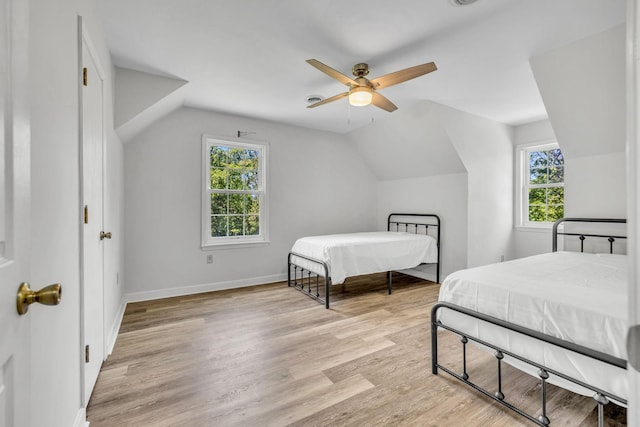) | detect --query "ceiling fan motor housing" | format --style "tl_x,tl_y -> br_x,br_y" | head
352,63 -> 370,77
